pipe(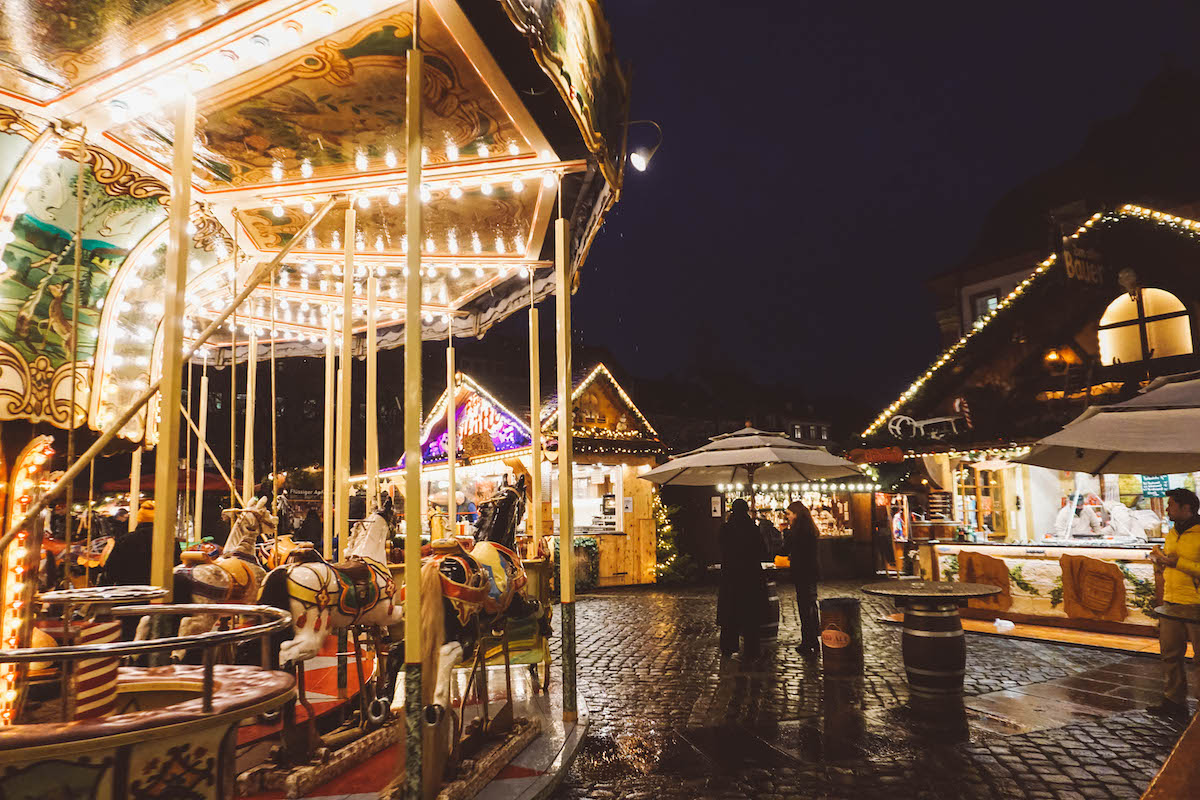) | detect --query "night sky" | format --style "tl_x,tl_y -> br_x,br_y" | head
557,1 -> 1200,419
